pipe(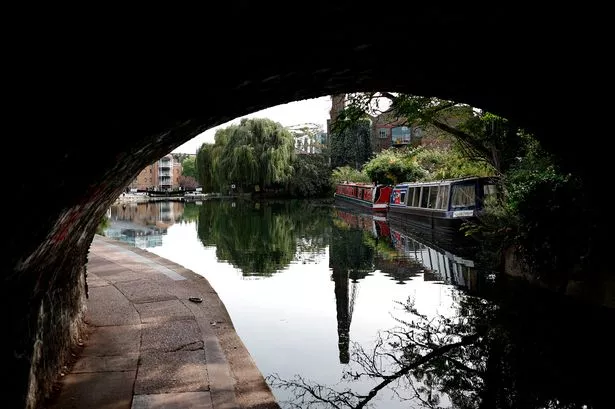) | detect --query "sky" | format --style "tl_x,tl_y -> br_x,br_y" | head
172,96 -> 332,154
